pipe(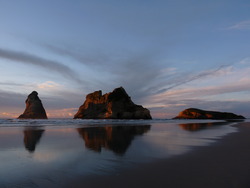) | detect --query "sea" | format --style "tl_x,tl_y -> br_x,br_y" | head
0,118 -> 242,188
